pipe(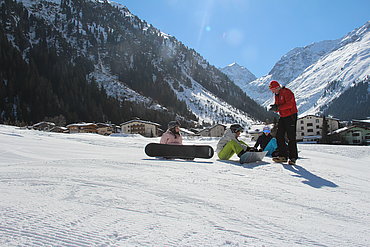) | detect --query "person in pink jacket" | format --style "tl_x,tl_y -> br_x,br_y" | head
160,121 -> 183,145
